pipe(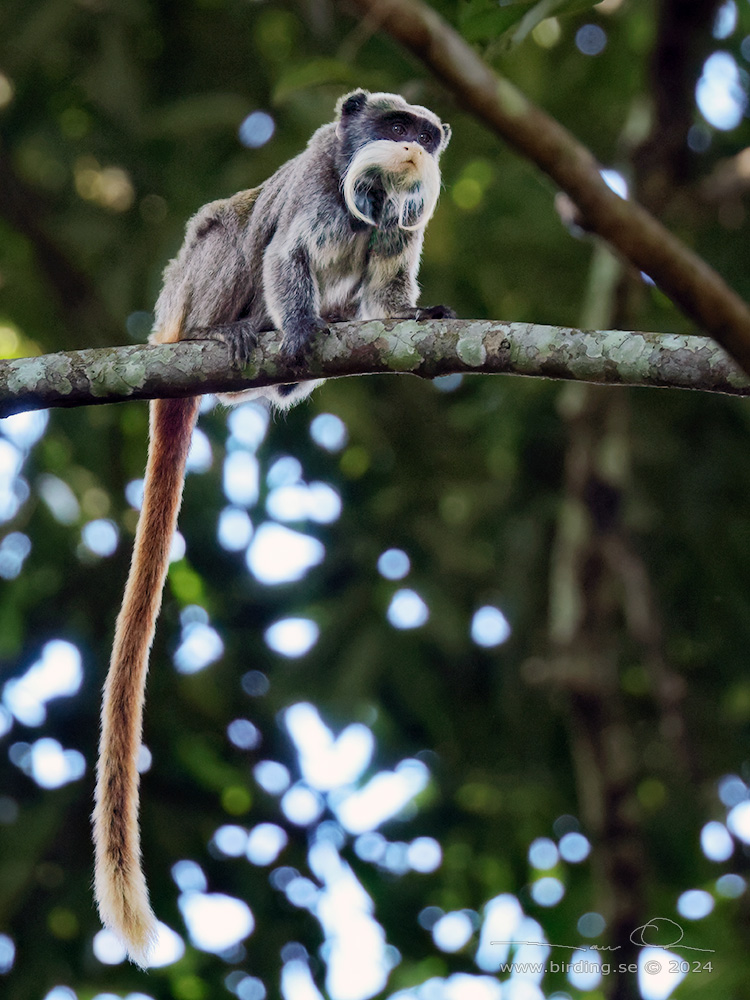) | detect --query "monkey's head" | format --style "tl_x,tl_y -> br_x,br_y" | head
335,90 -> 451,232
